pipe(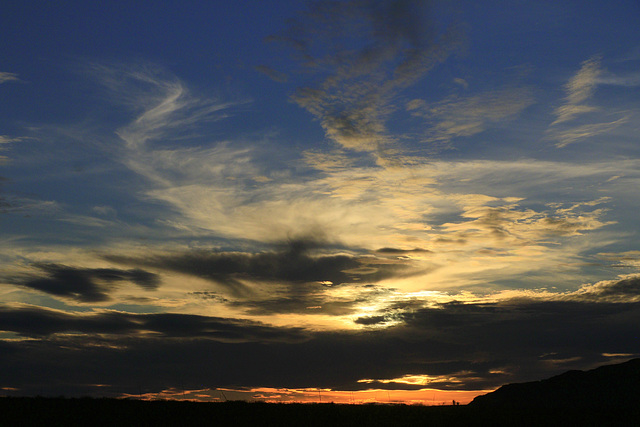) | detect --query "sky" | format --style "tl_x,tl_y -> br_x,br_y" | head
1,0 -> 640,404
